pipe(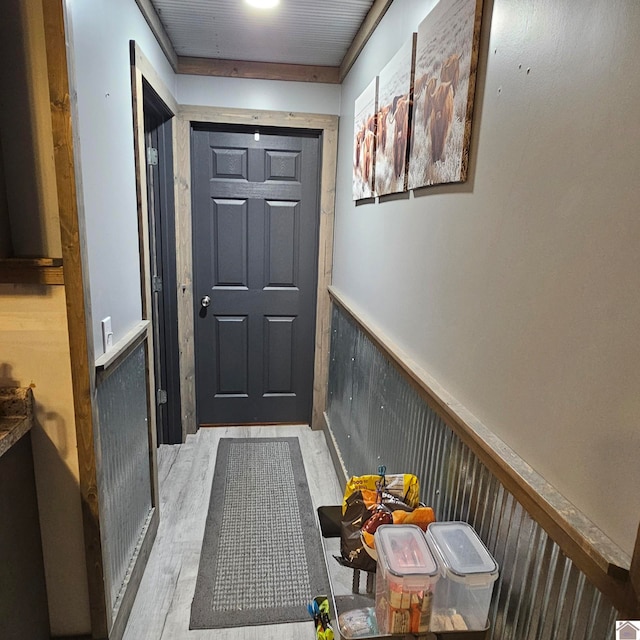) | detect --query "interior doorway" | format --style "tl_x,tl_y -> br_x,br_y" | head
143,81 -> 182,444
